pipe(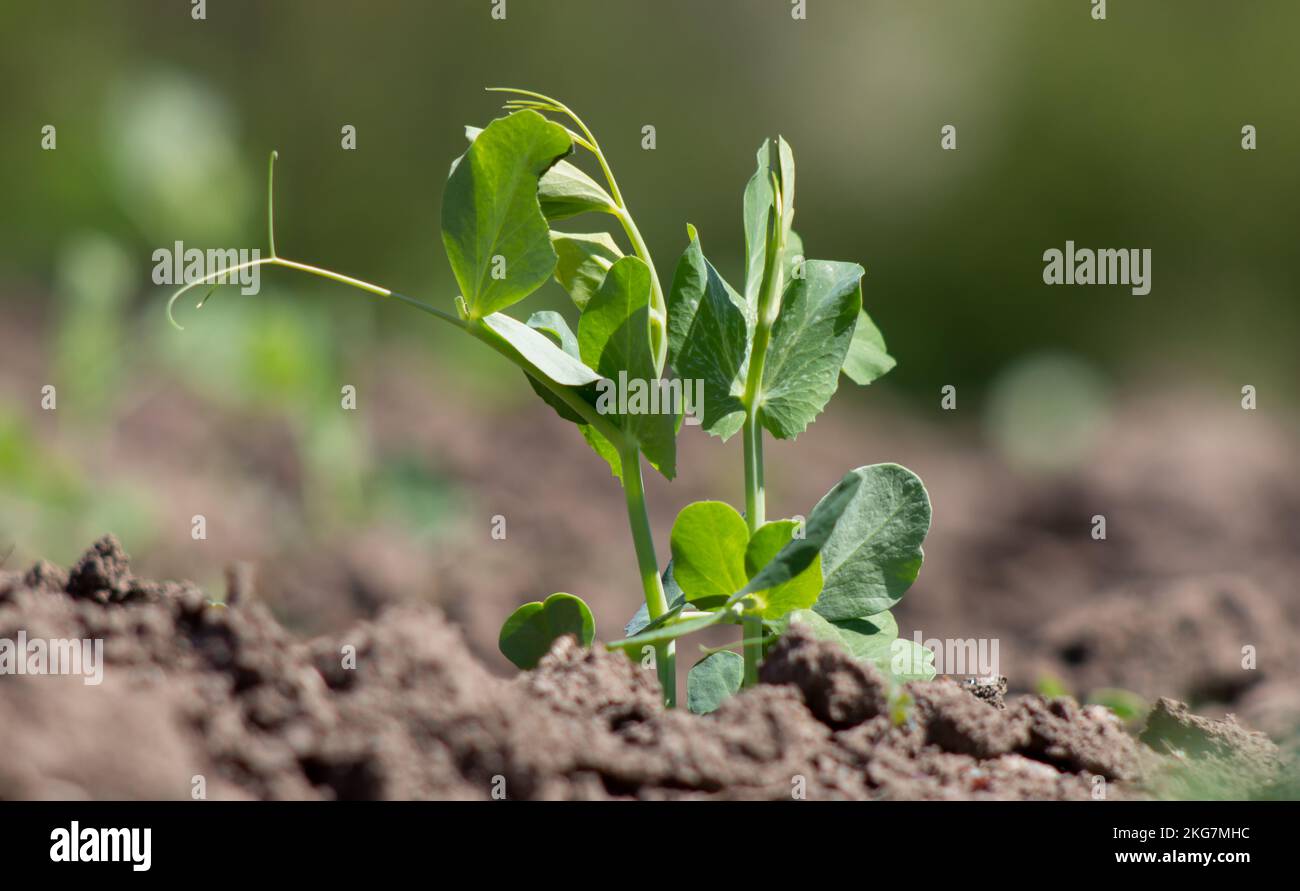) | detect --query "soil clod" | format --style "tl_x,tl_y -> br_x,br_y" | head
0,540 -> 1288,800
